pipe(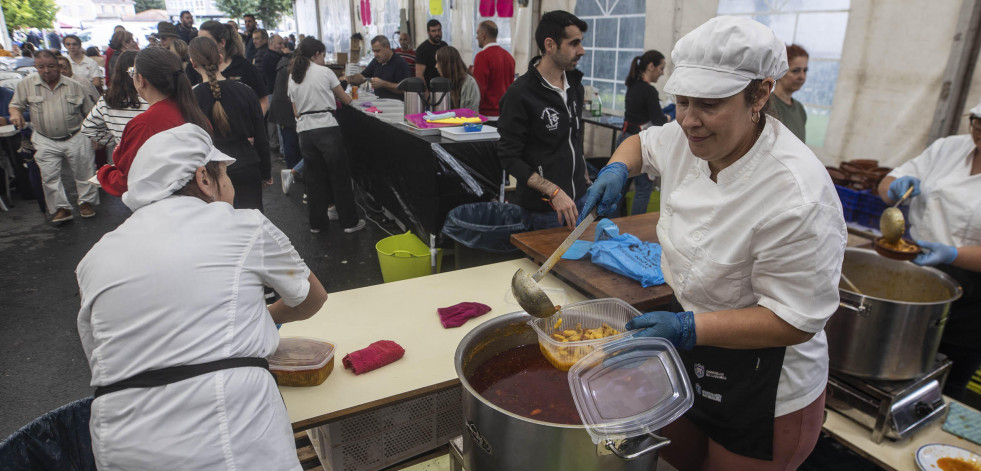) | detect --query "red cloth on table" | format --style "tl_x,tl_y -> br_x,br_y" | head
472,45 -> 515,117
342,340 -> 405,375
437,302 -> 491,328
96,99 -> 187,196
